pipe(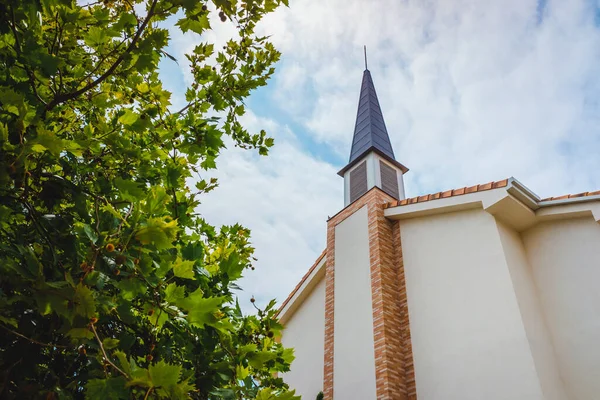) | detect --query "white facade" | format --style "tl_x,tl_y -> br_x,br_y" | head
279,179 -> 600,400
280,277 -> 326,399
523,218 -> 600,399
497,222 -> 566,400
400,209 -> 547,400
